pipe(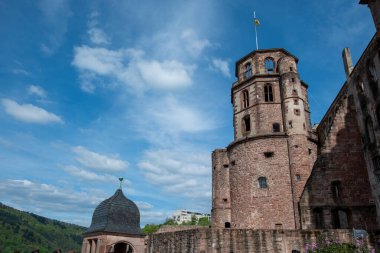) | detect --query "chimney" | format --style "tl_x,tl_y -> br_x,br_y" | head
342,47 -> 354,79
